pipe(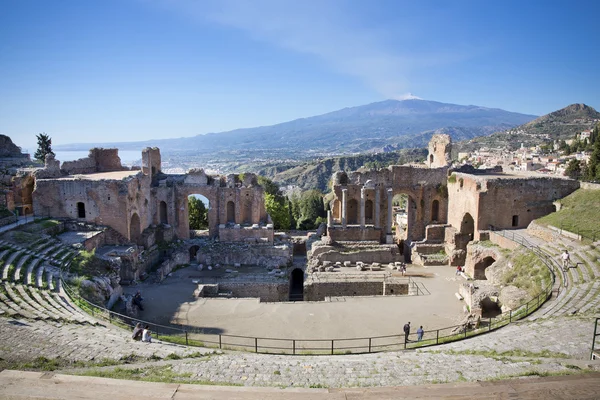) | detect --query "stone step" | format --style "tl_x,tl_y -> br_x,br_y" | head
2,250 -> 23,281
35,264 -> 46,288
566,281 -> 600,315
53,290 -> 97,325
40,290 -> 87,323
14,284 -> 59,318
0,283 -> 43,320
25,258 -> 42,286
26,286 -> 82,323
555,282 -> 592,316
13,254 -> 32,283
